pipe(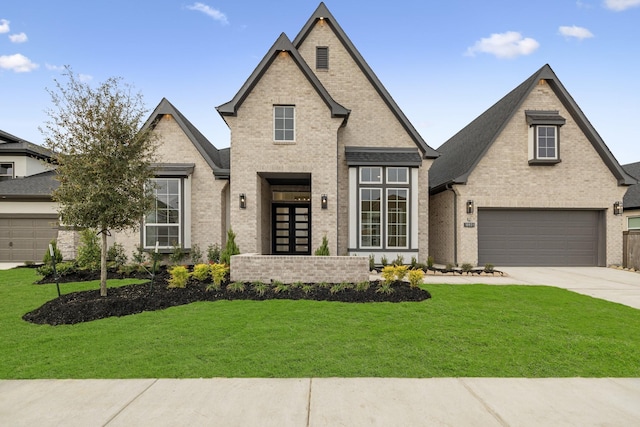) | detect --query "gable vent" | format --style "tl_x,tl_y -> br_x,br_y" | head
316,46 -> 328,70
